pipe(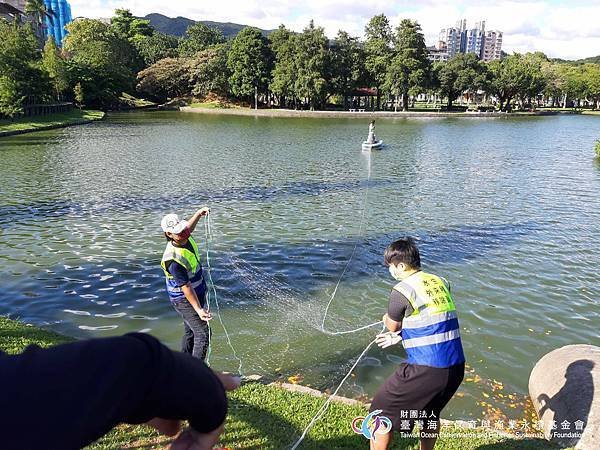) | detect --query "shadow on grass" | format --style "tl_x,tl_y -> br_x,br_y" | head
225,387 -> 555,450
225,394 -> 418,450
